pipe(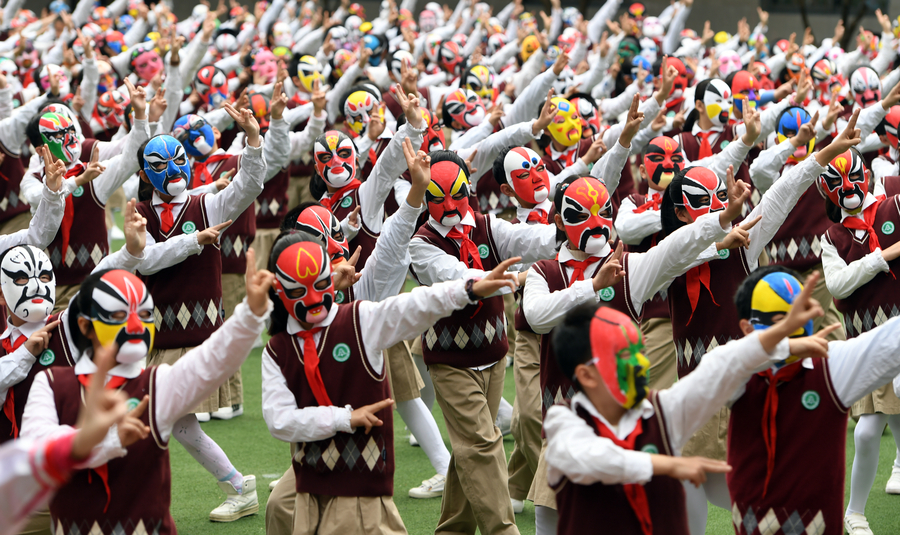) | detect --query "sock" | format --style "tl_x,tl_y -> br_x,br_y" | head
847,413 -> 888,515
496,397 -> 513,429
172,414 -> 244,494
683,480 -> 708,535
535,506 -> 558,535
396,398 -> 450,475
412,351 -> 435,411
